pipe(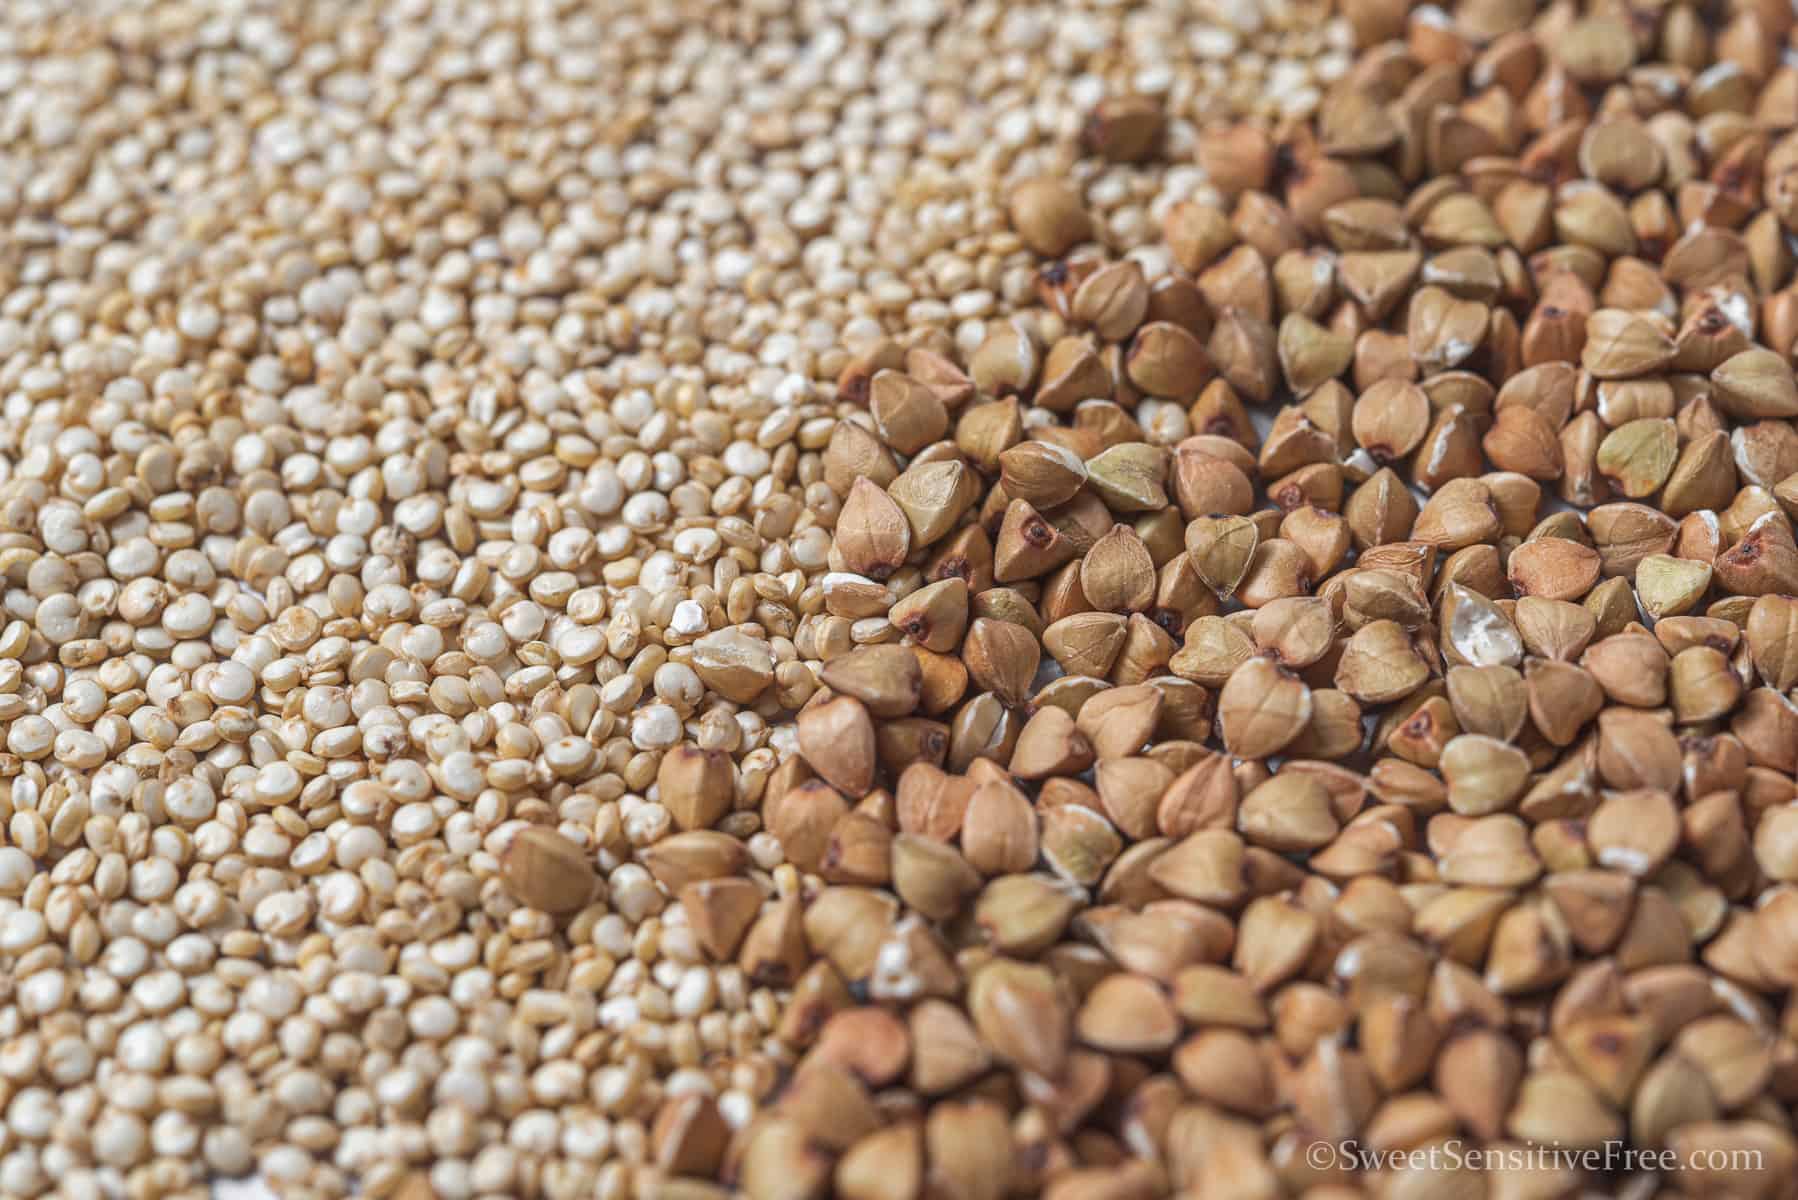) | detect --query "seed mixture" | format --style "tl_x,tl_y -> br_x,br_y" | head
5,0 -> 1798,1198
0,1 -> 1352,1198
